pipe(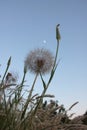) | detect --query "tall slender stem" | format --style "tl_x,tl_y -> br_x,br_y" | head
28,73 -> 38,100
53,39 -> 59,70
21,73 -> 38,120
